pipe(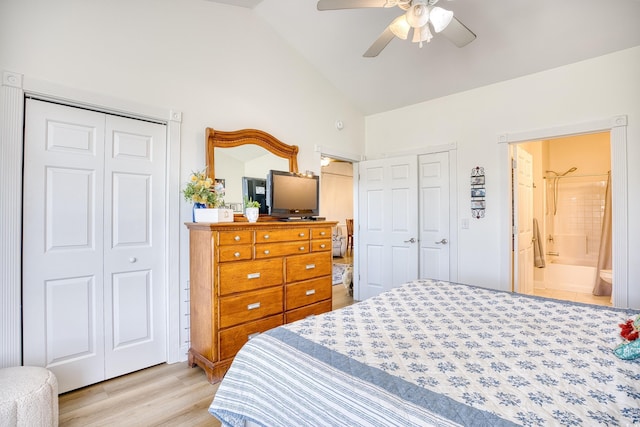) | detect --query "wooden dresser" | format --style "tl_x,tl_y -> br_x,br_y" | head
186,221 -> 336,383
